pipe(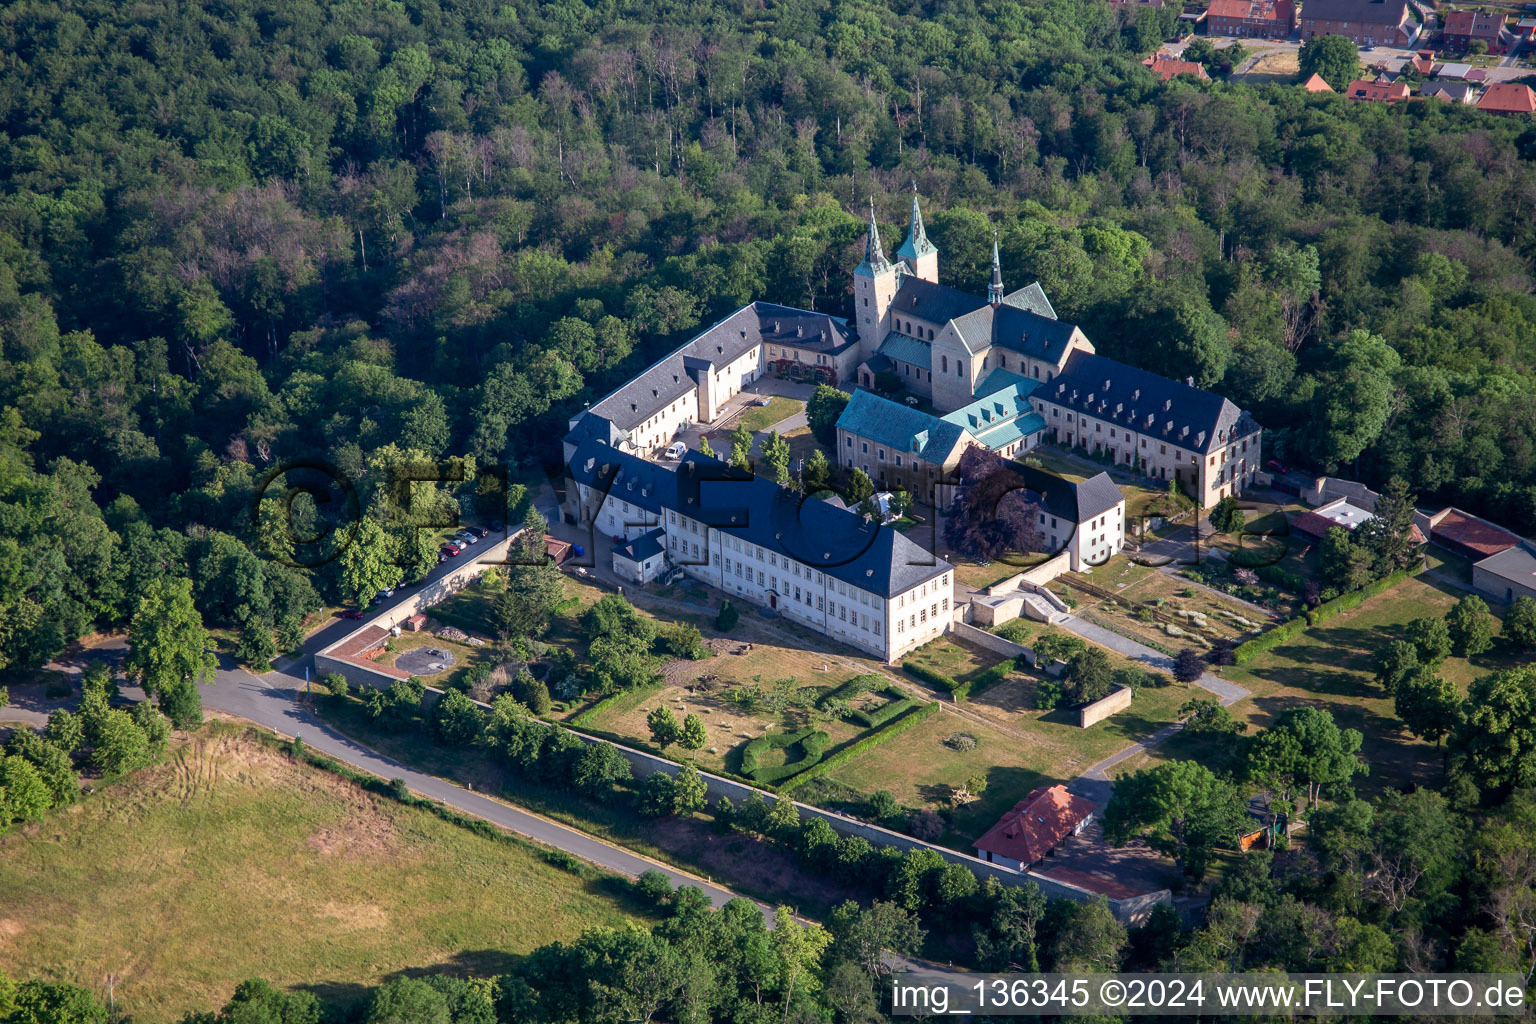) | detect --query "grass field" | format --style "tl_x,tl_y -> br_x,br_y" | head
1119,574 -> 1526,792
736,396 -> 802,434
0,726 -> 639,1022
